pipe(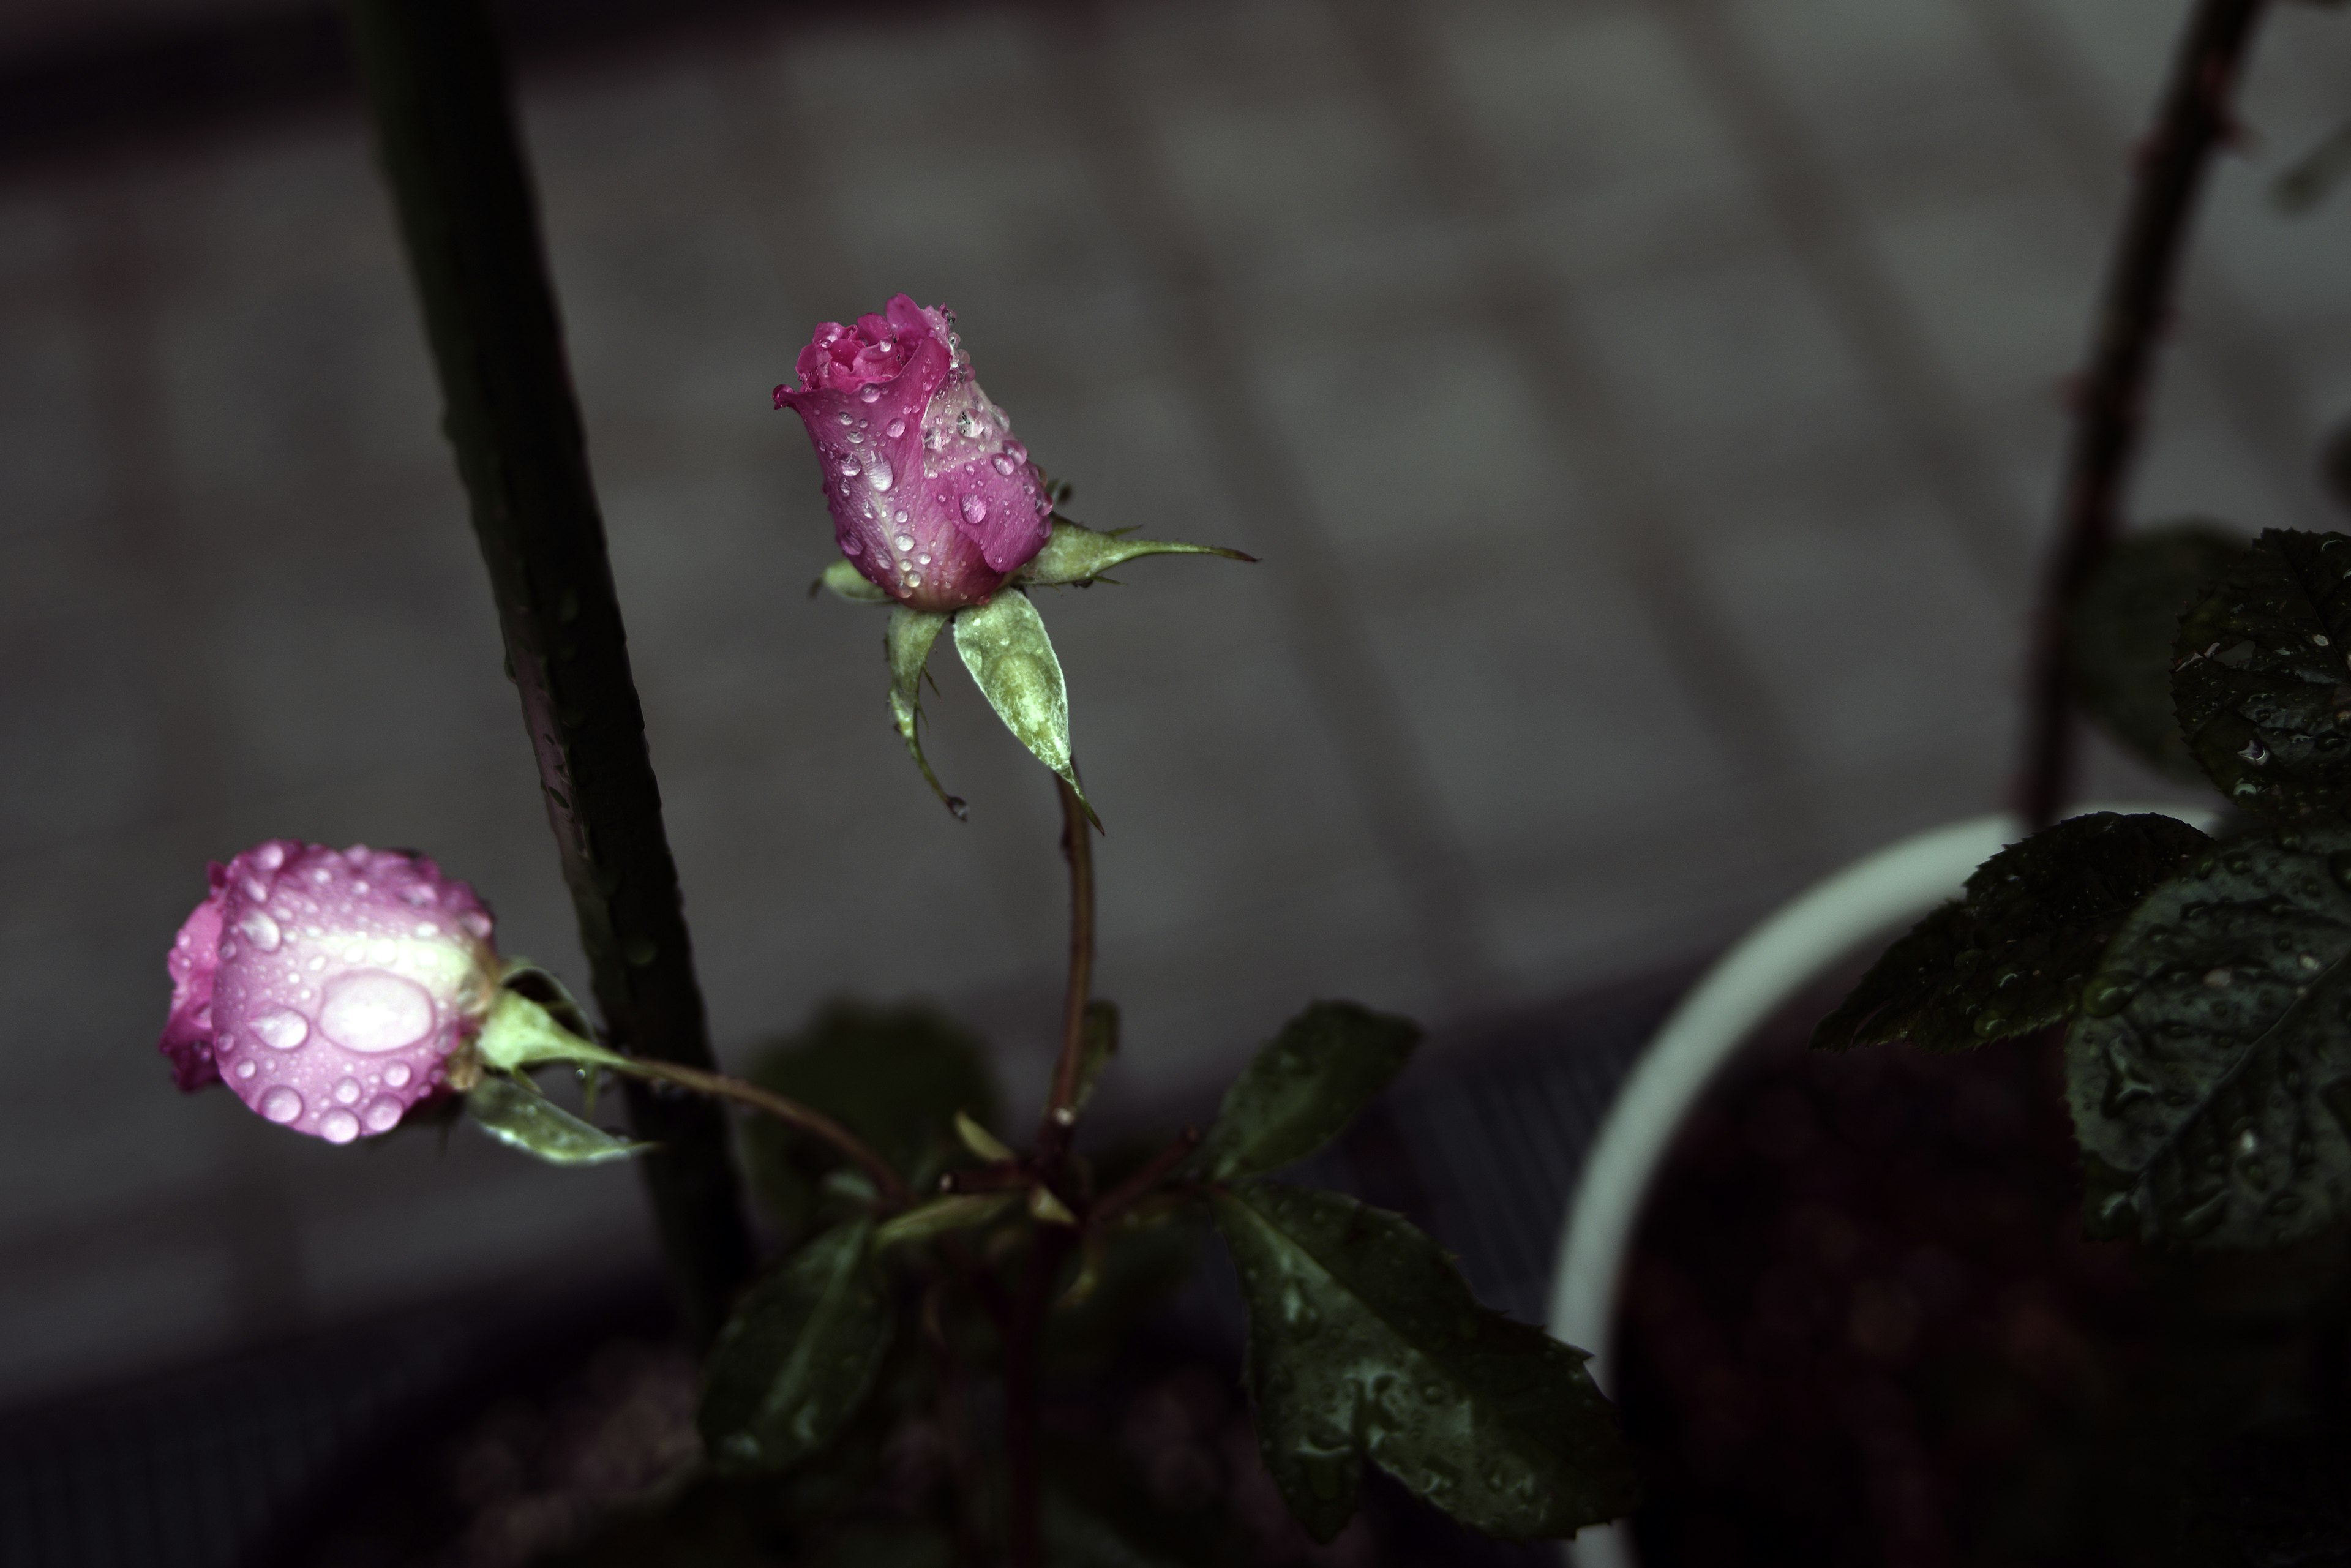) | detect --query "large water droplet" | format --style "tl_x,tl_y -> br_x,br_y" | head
320,1109 -> 360,1144
384,1062 -> 412,1089
885,418 -> 905,438
252,1008 -> 309,1051
234,1059 -> 257,1080
866,454 -> 894,493
254,842 -> 287,871
1006,440 -> 1028,463
859,383 -> 882,403
991,453 -> 1016,475
841,535 -> 863,557
261,1086 -> 304,1124
838,456 -> 860,477
961,493 -> 988,526
320,970 -> 435,1054
334,1077 -> 362,1105
363,1097 -> 403,1133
